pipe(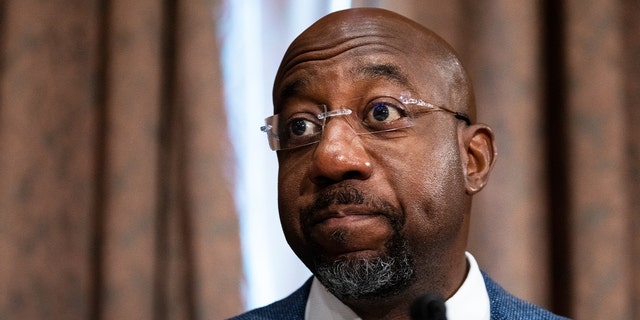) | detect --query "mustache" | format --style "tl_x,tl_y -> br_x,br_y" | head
314,185 -> 366,208
300,185 -> 403,227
